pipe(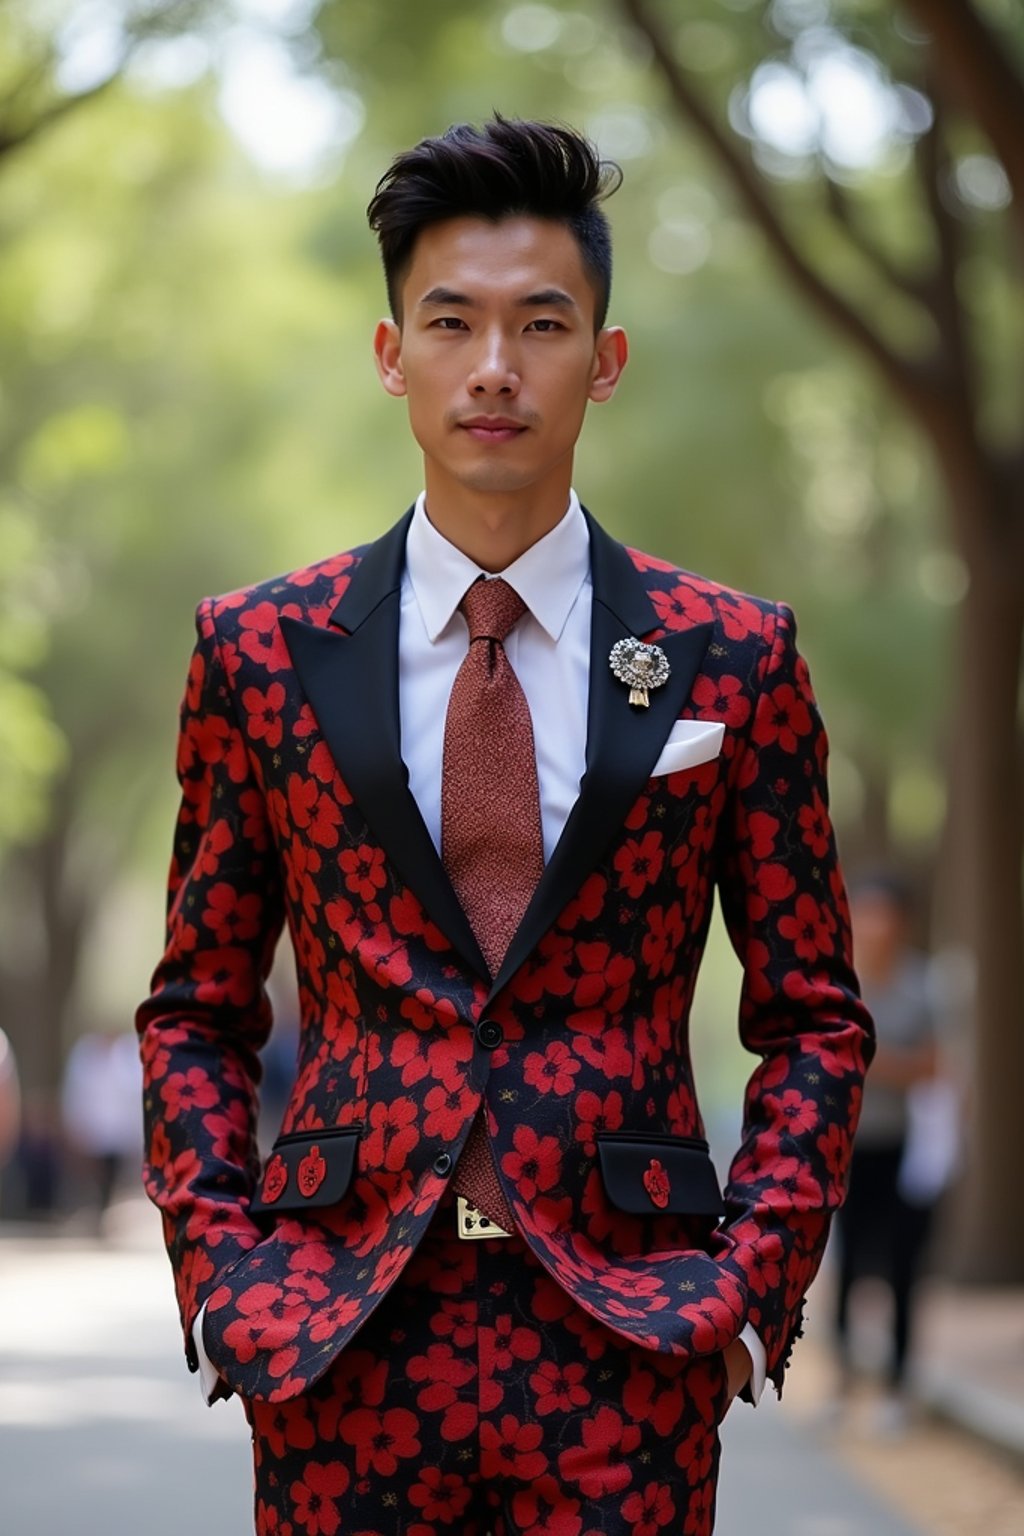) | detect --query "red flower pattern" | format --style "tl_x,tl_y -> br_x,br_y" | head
137,536 -> 872,1440
262,1154 -> 288,1204
339,1405 -> 421,1476
558,1405 -> 641,1497
289,1460 -> 348,1536
243,682 -> 287,749
613,832 -> 665,898
524,1040 -> 581,1096
338,843 -> 386,902
752,683 -> 813,753
622,1482 -> 677,1535
297,1146 -> 326,1198
642,1158 -> 671,1209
